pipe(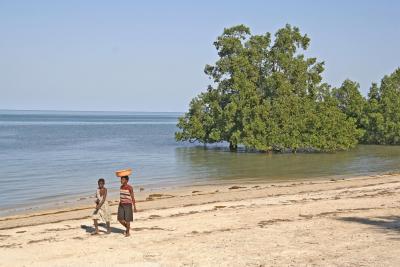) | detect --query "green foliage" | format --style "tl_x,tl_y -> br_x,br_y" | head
332,79 -> 366,139
362,69 -> 400,144
176,24 -> 361,152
